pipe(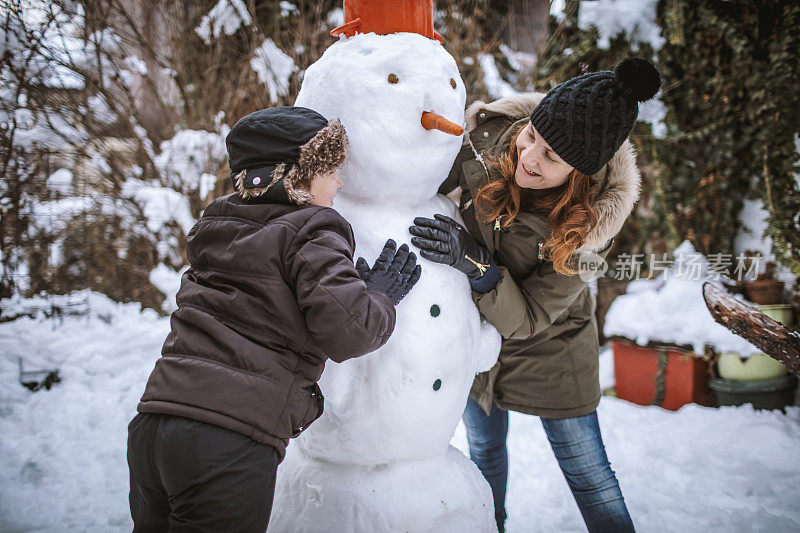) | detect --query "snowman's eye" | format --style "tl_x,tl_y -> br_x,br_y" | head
388,73 -> 399,84
450,78 -> 457,89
